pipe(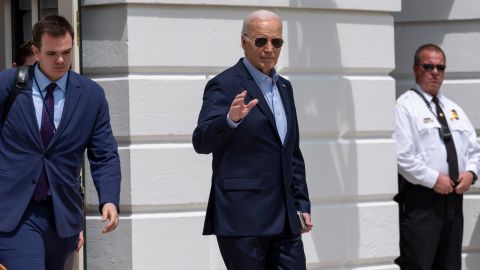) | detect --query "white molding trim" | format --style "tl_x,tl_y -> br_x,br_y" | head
3,0 -> 12,69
